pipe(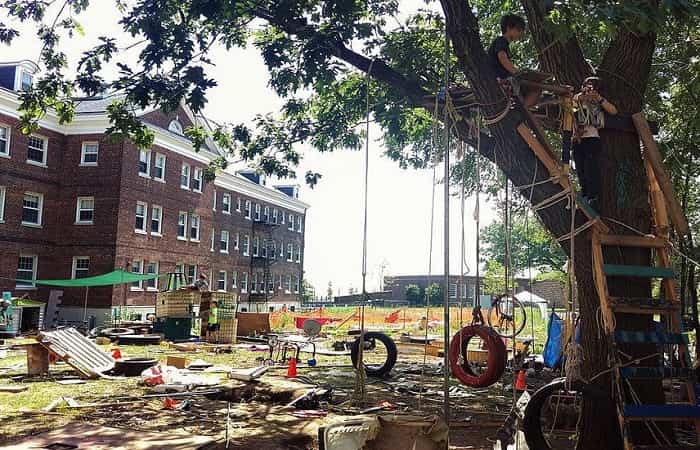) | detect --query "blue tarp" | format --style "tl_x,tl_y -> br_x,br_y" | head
543,312 -> 582,368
